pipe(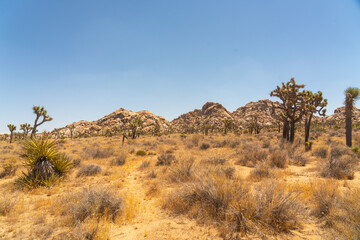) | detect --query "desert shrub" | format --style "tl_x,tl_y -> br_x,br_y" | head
148,169 -> 157,178
156,152 -> 176,166
84,147 -> 114,159
329,144 -> 352,159
321,155 -> 356,180
200,142 -> 210,150
163,174 -> 239,220
236,149 -> 268,167
248,162 -> 272,181
110,151 -> 127,166
262,138 -> 271,148
168,157 -> 195,182
138,160 -> 150,170
0,194 -> 17,216
63,187 -> 123,223
251,181 -> 304,233
313,146 -> 328,159
16,137 -> 72,188
268,150 -> 288,168
72,158 -> 81,167
77,164 -> 102,177
311,181 -> 339,224
165,177 -> 303,237
135,150 -> 147,156
353,145 -> 360,154
290,151 -> 308,166
204,156 -> 227,165
0,162 -> 17,178
218,166 -> 235,179
190,134 -> 202,146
